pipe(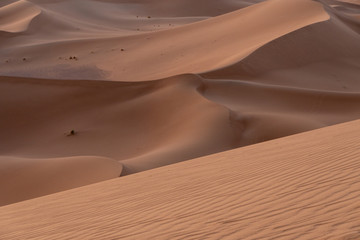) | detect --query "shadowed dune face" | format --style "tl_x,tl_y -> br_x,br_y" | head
0,76 -> 239,176
0,156 -> 122,206
0,0 -> 360,206
201,2 -> 360,91
1,74 -> 359,177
